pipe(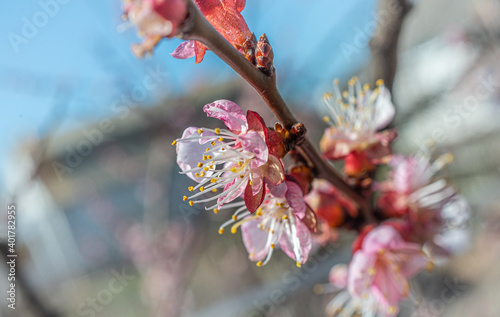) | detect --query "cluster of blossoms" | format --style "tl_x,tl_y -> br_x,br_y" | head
123,1 -> 470,316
